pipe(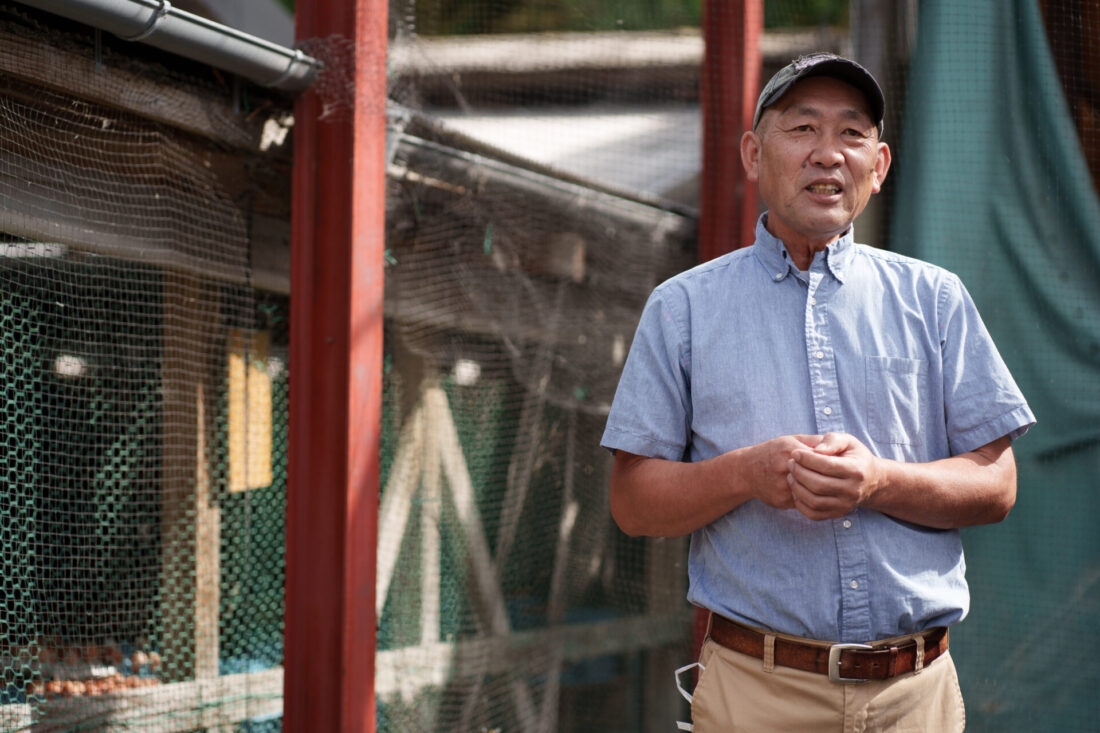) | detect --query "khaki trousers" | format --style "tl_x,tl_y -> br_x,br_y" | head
691,637 -> 966,732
